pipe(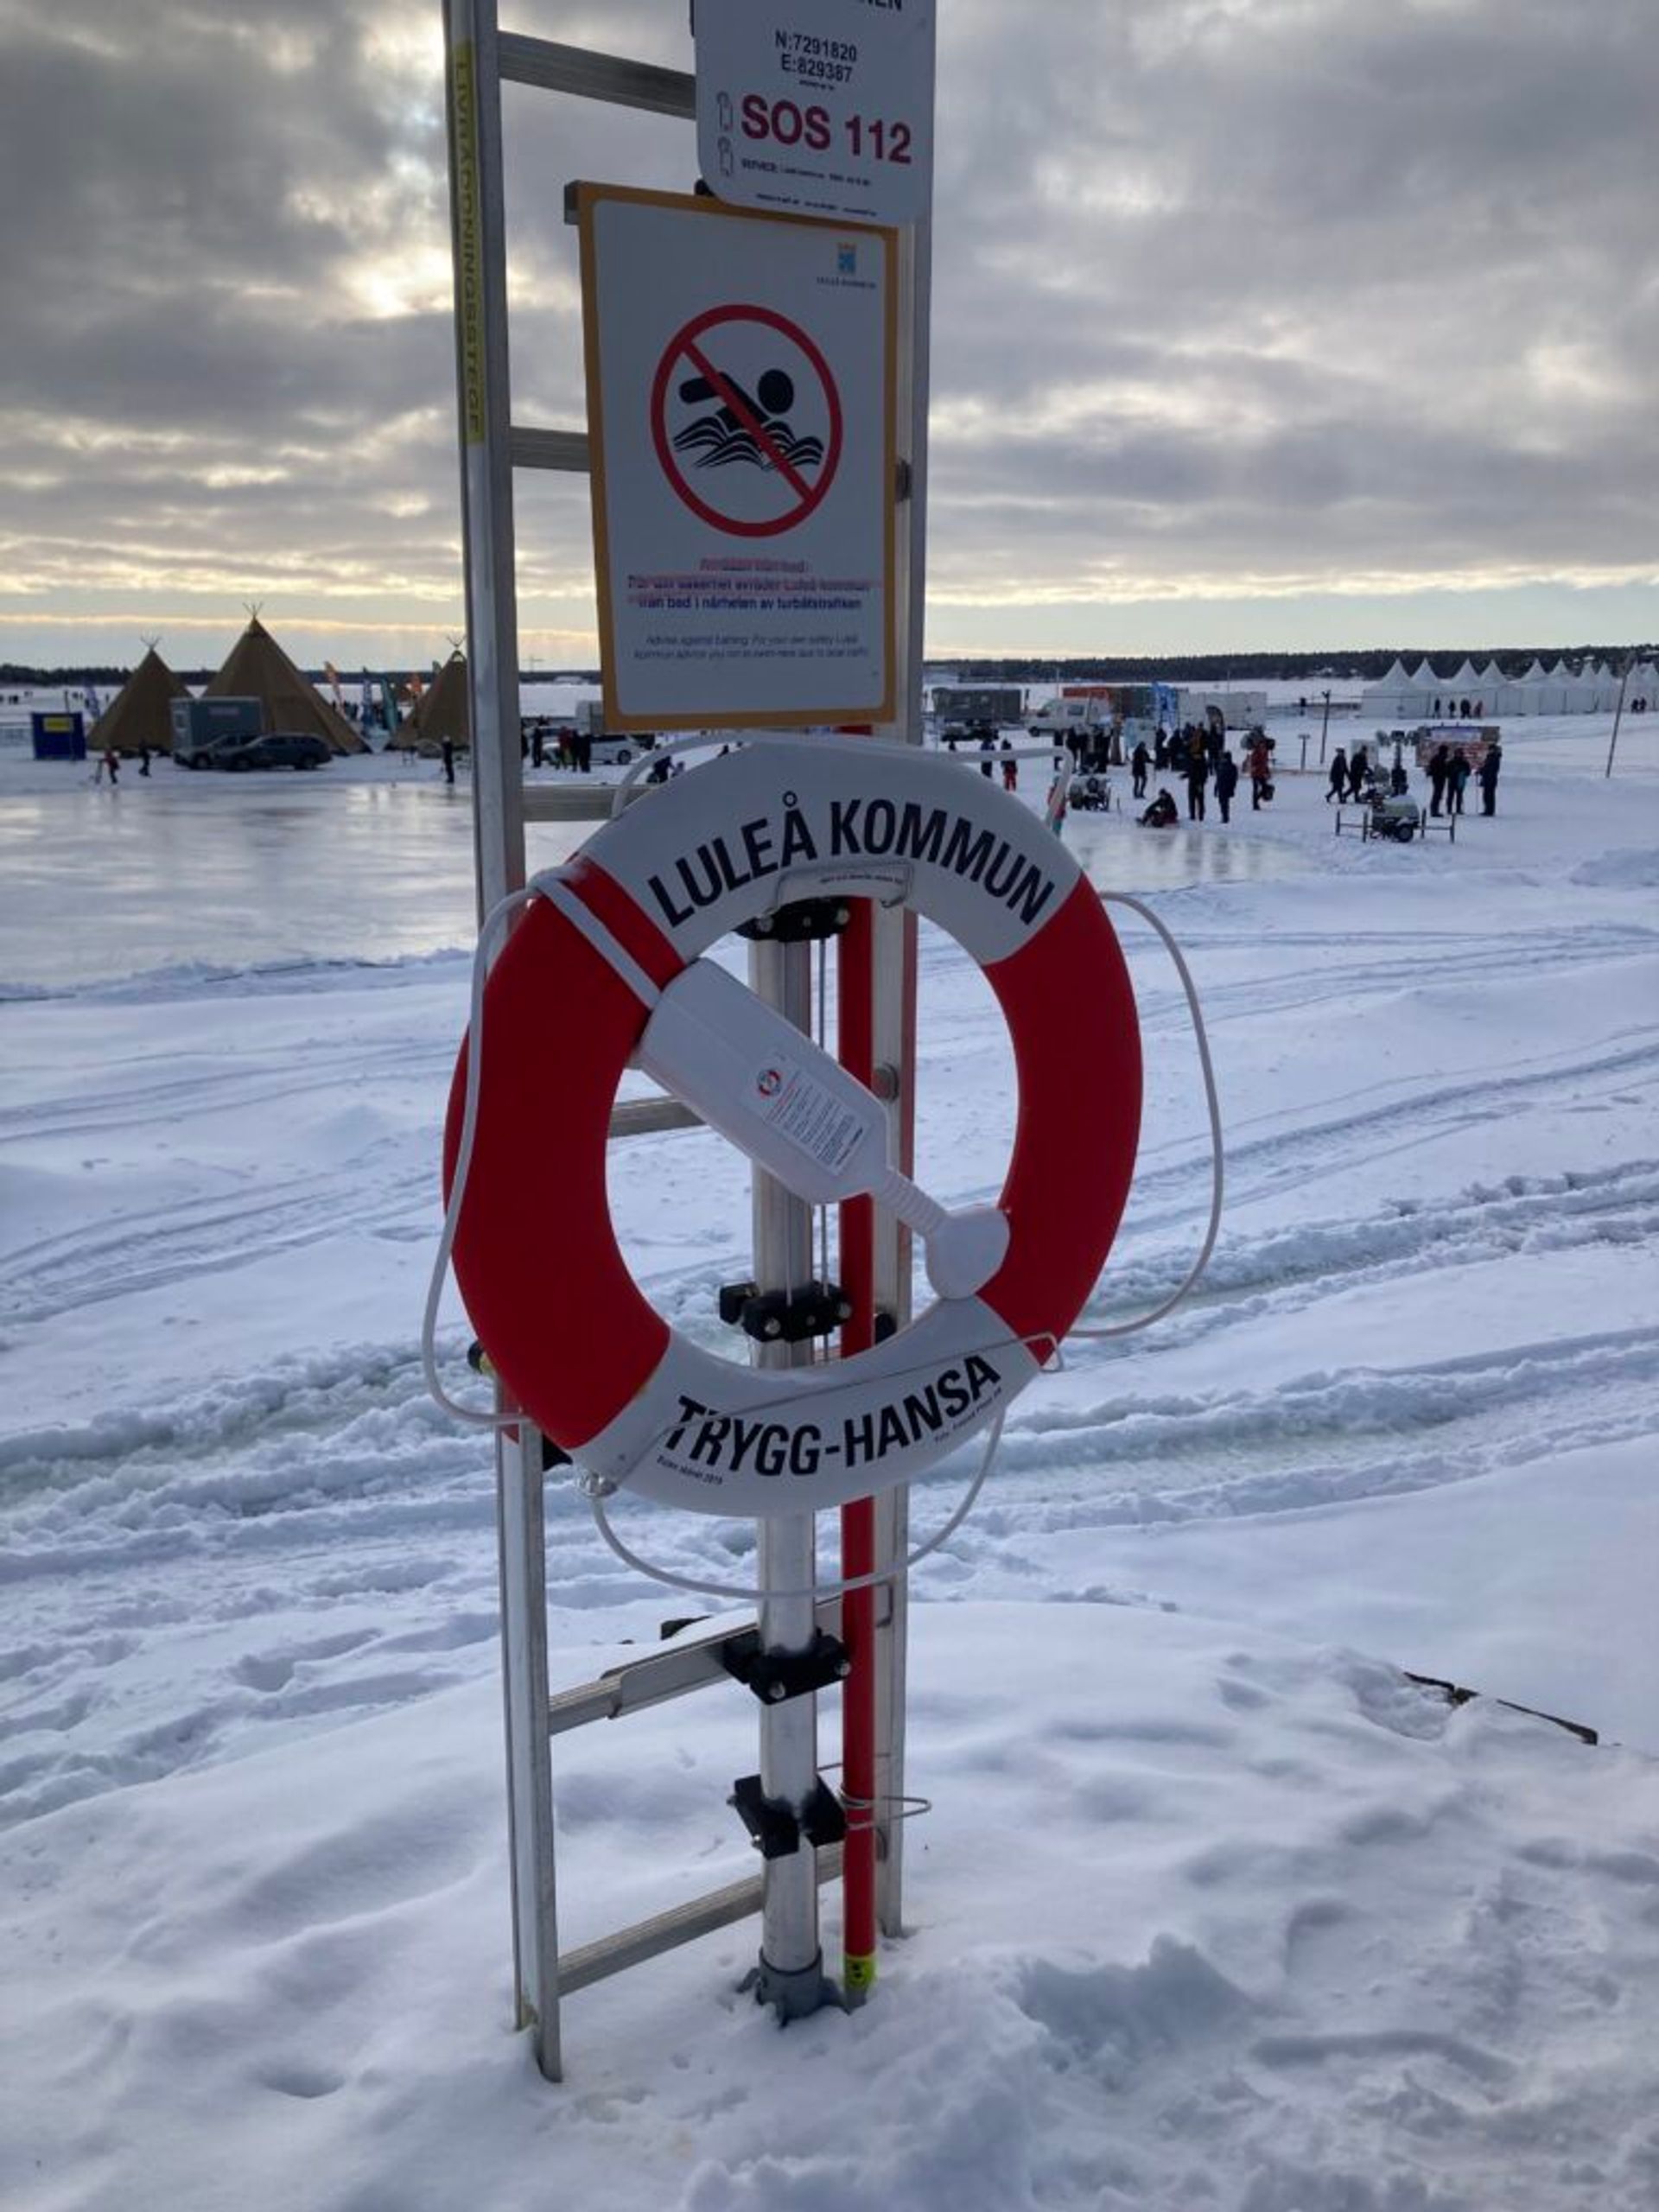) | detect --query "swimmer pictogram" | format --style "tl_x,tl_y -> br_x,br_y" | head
650,303 -> 843,538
